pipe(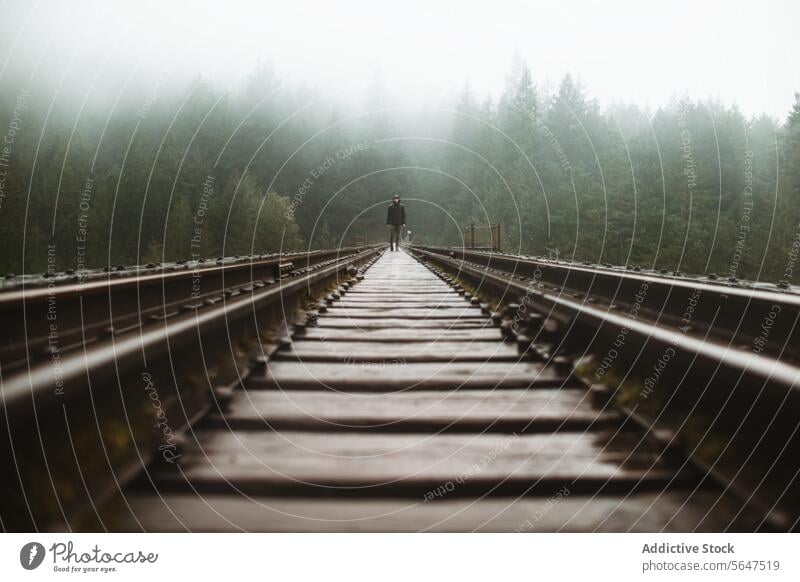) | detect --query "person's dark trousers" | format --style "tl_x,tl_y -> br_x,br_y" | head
388,225 -> 403,251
